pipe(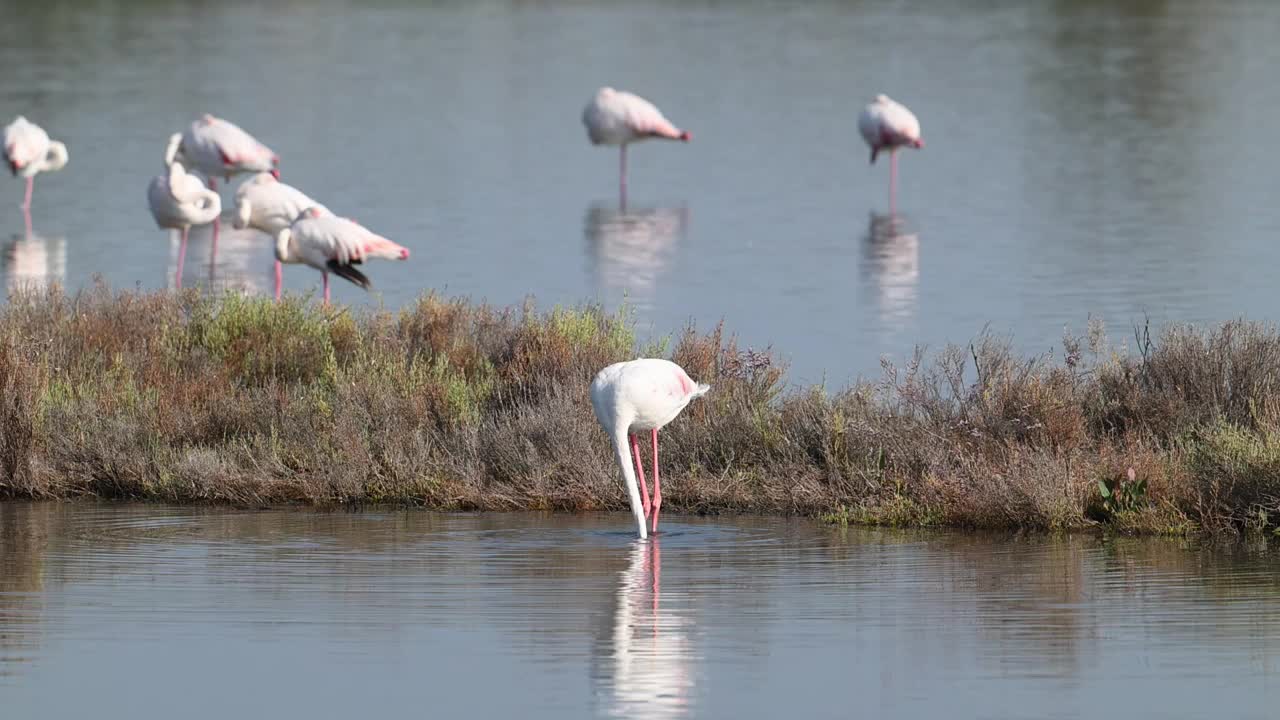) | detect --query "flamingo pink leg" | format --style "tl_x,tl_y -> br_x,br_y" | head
22,207 -> 31,237
630,433 -> 652,519
207,177 -> 221,253
322,271 -> 330,305
175,227 -> 188,290
274,260 -> 283,301
888,150 -> 899,213
21,177 -> 32,211
650,428 -> 661,534
619,144 -> 628,208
